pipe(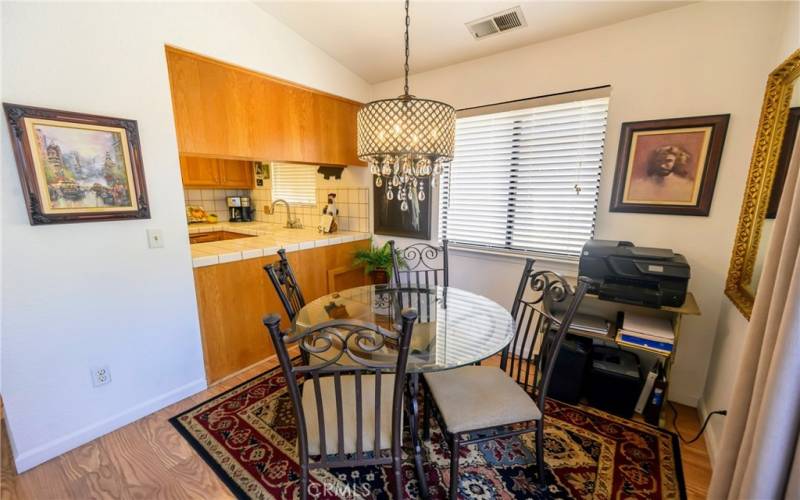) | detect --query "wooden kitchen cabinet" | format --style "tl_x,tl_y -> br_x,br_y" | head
179,155 -> 254,189
166,46 -> 364,167
219,159 -> 254,187
193,240 -> 370,383
180,155 -> 220,186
